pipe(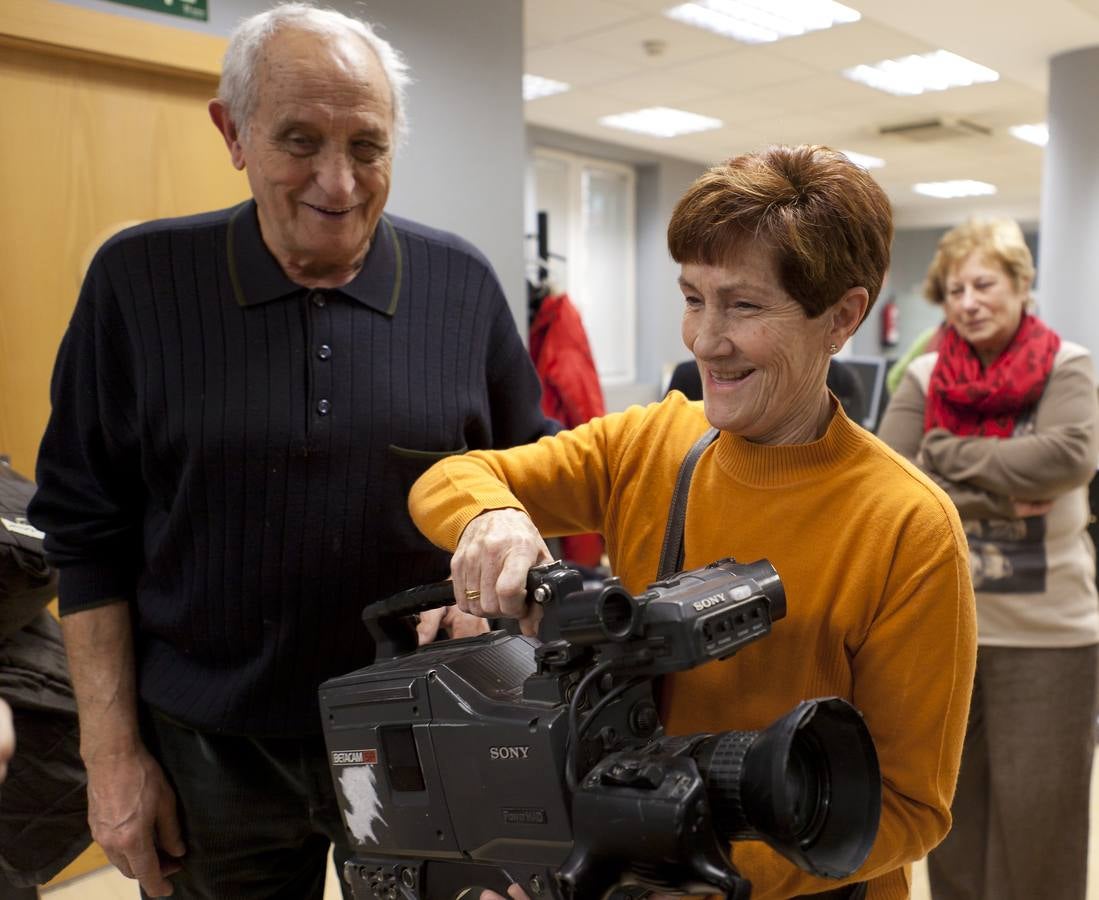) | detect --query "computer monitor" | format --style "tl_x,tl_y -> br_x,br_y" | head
841,355 -> 890,432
